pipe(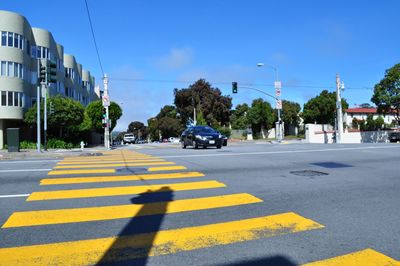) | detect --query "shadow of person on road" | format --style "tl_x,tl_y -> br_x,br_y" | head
96,186 -> 173,266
